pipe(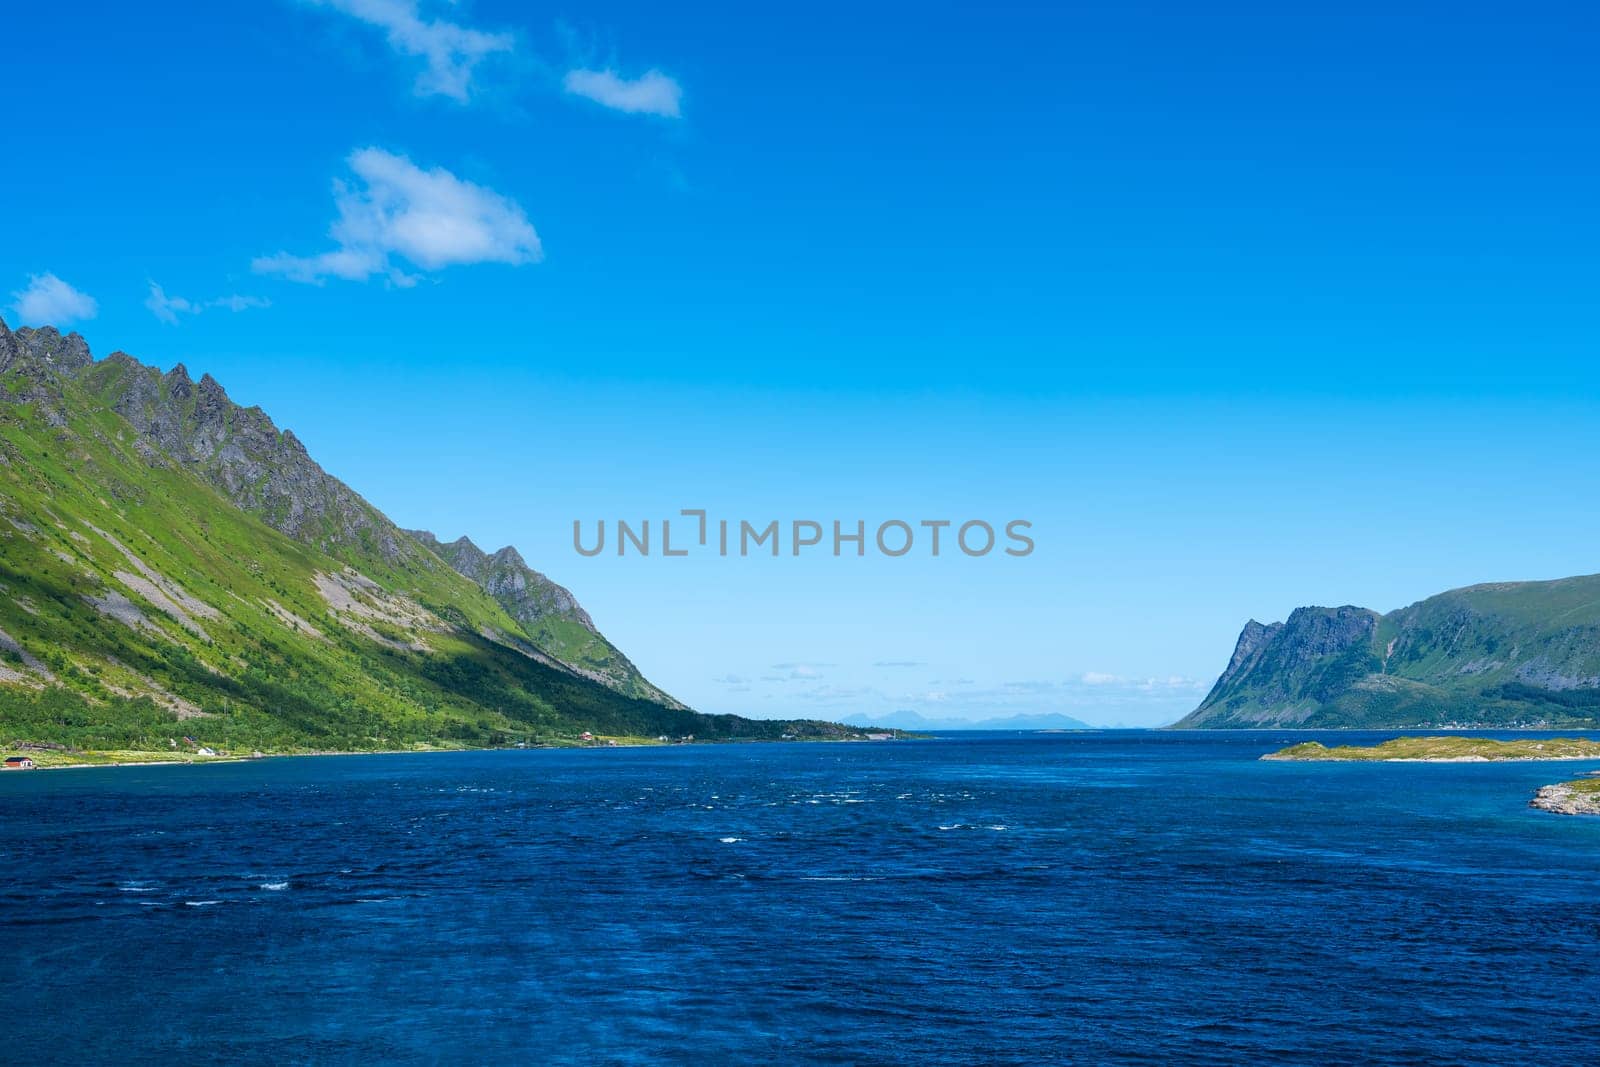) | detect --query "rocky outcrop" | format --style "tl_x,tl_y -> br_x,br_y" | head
74,351 -> 416,565
1531,780 -> 1600,816
410,529 -> 683,708
0,321 -> 87,423
14,326 -> 93,372
1215,619 -> 1282,691
411,532 -> 594,629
